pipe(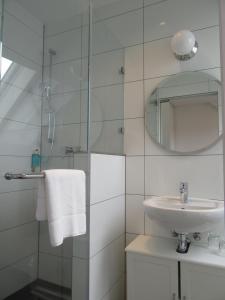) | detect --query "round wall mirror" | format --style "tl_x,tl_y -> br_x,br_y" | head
145,71 -> 222,153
